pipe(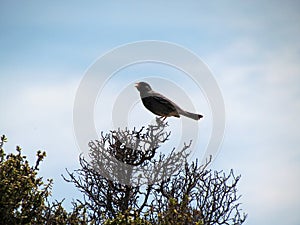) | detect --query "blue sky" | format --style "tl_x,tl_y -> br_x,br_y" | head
1,1 -> 300,224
